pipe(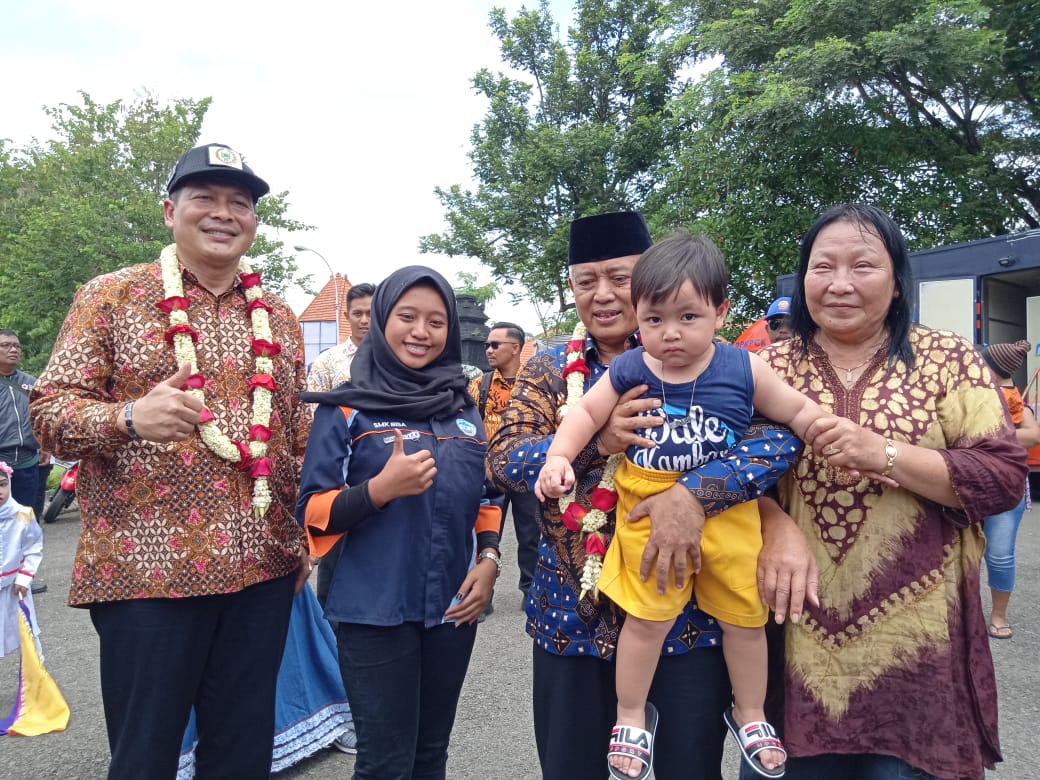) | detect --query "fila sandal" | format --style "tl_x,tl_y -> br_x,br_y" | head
607,701 -> 658,780
724,706 -> 787,778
